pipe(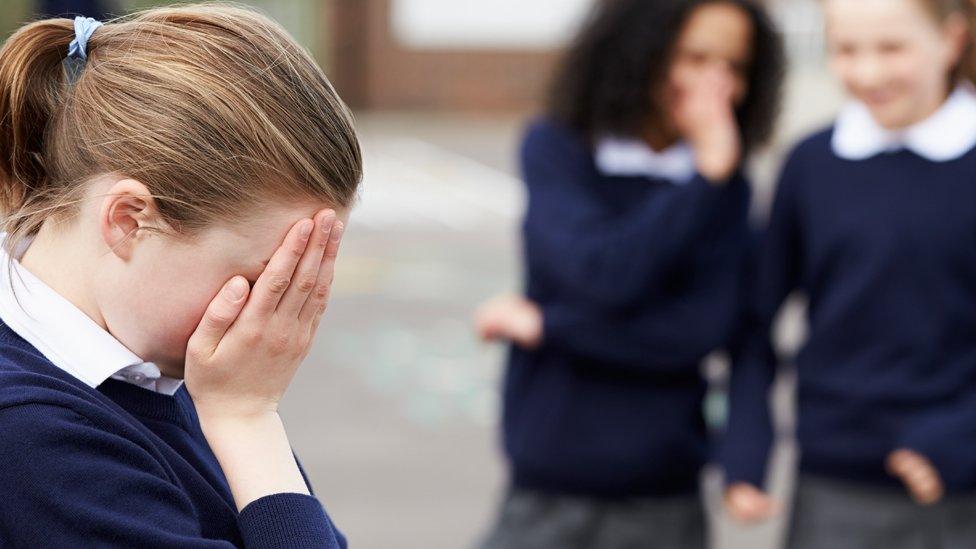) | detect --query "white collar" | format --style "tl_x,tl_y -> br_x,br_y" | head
594,136 -> 697,184
832,84 -> 976,162
0,235 -> 183,395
